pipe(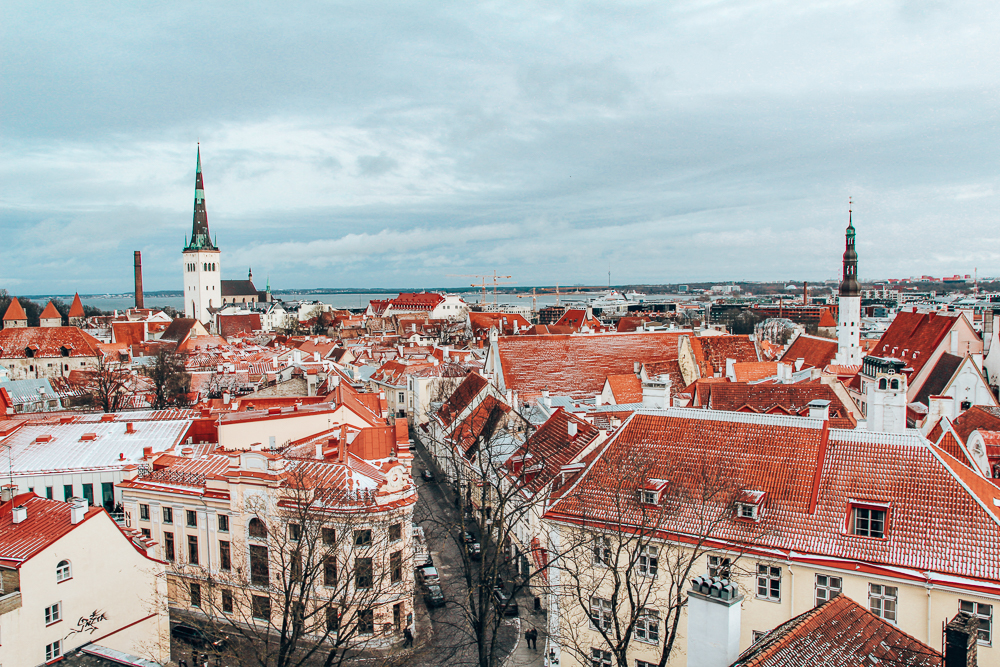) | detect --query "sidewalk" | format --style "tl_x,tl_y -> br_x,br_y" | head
505,616 -> 548,667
